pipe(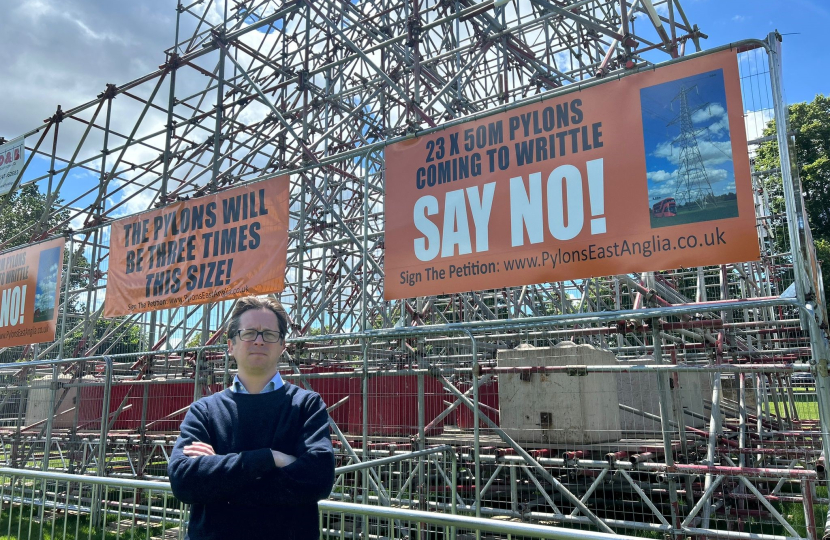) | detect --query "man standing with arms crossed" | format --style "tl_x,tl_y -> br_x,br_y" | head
168,296 -> 335,539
